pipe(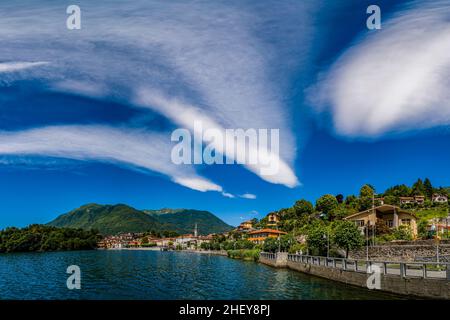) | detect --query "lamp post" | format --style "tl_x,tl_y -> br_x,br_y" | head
366,224 -> 369,261
323,229 -> 330,258
446,206 -> 449,239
